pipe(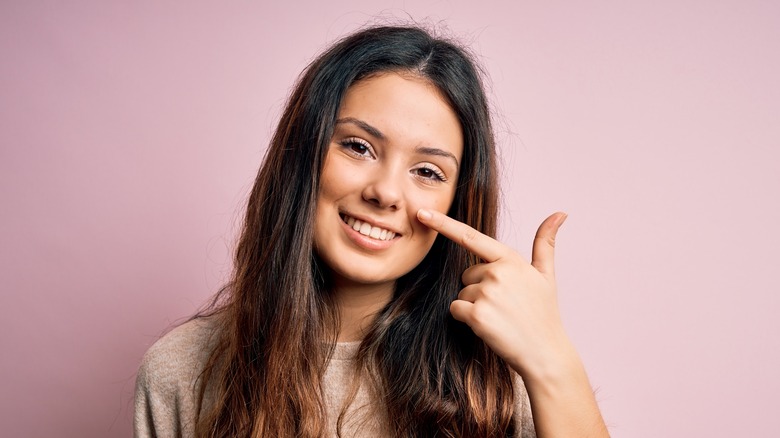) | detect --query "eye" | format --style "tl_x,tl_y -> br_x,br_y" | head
413,164 -> 447,183
339,137 -> 374,159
